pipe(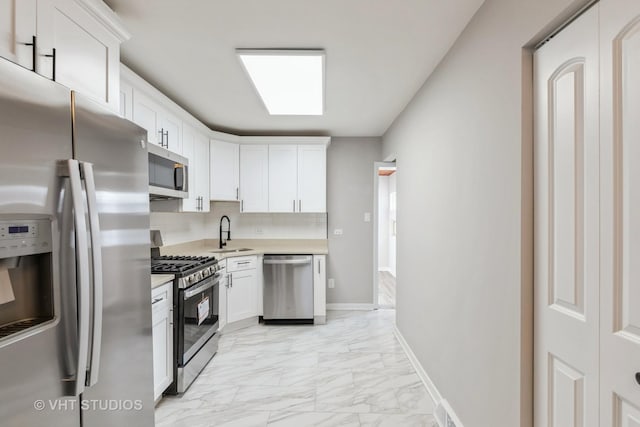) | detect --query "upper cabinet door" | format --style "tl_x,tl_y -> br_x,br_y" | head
132,91 -> 160,145
210,140 -> 239,201
268,145 -> 298,213
297,144 -> 326,213
0,0 -> 37,70
239,145 -> 268,213
119,78 -> 133,120
36,0 -> 121,112
194,132 -> 210,212
159,110 -> 182,154
180,124 -> 198,212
